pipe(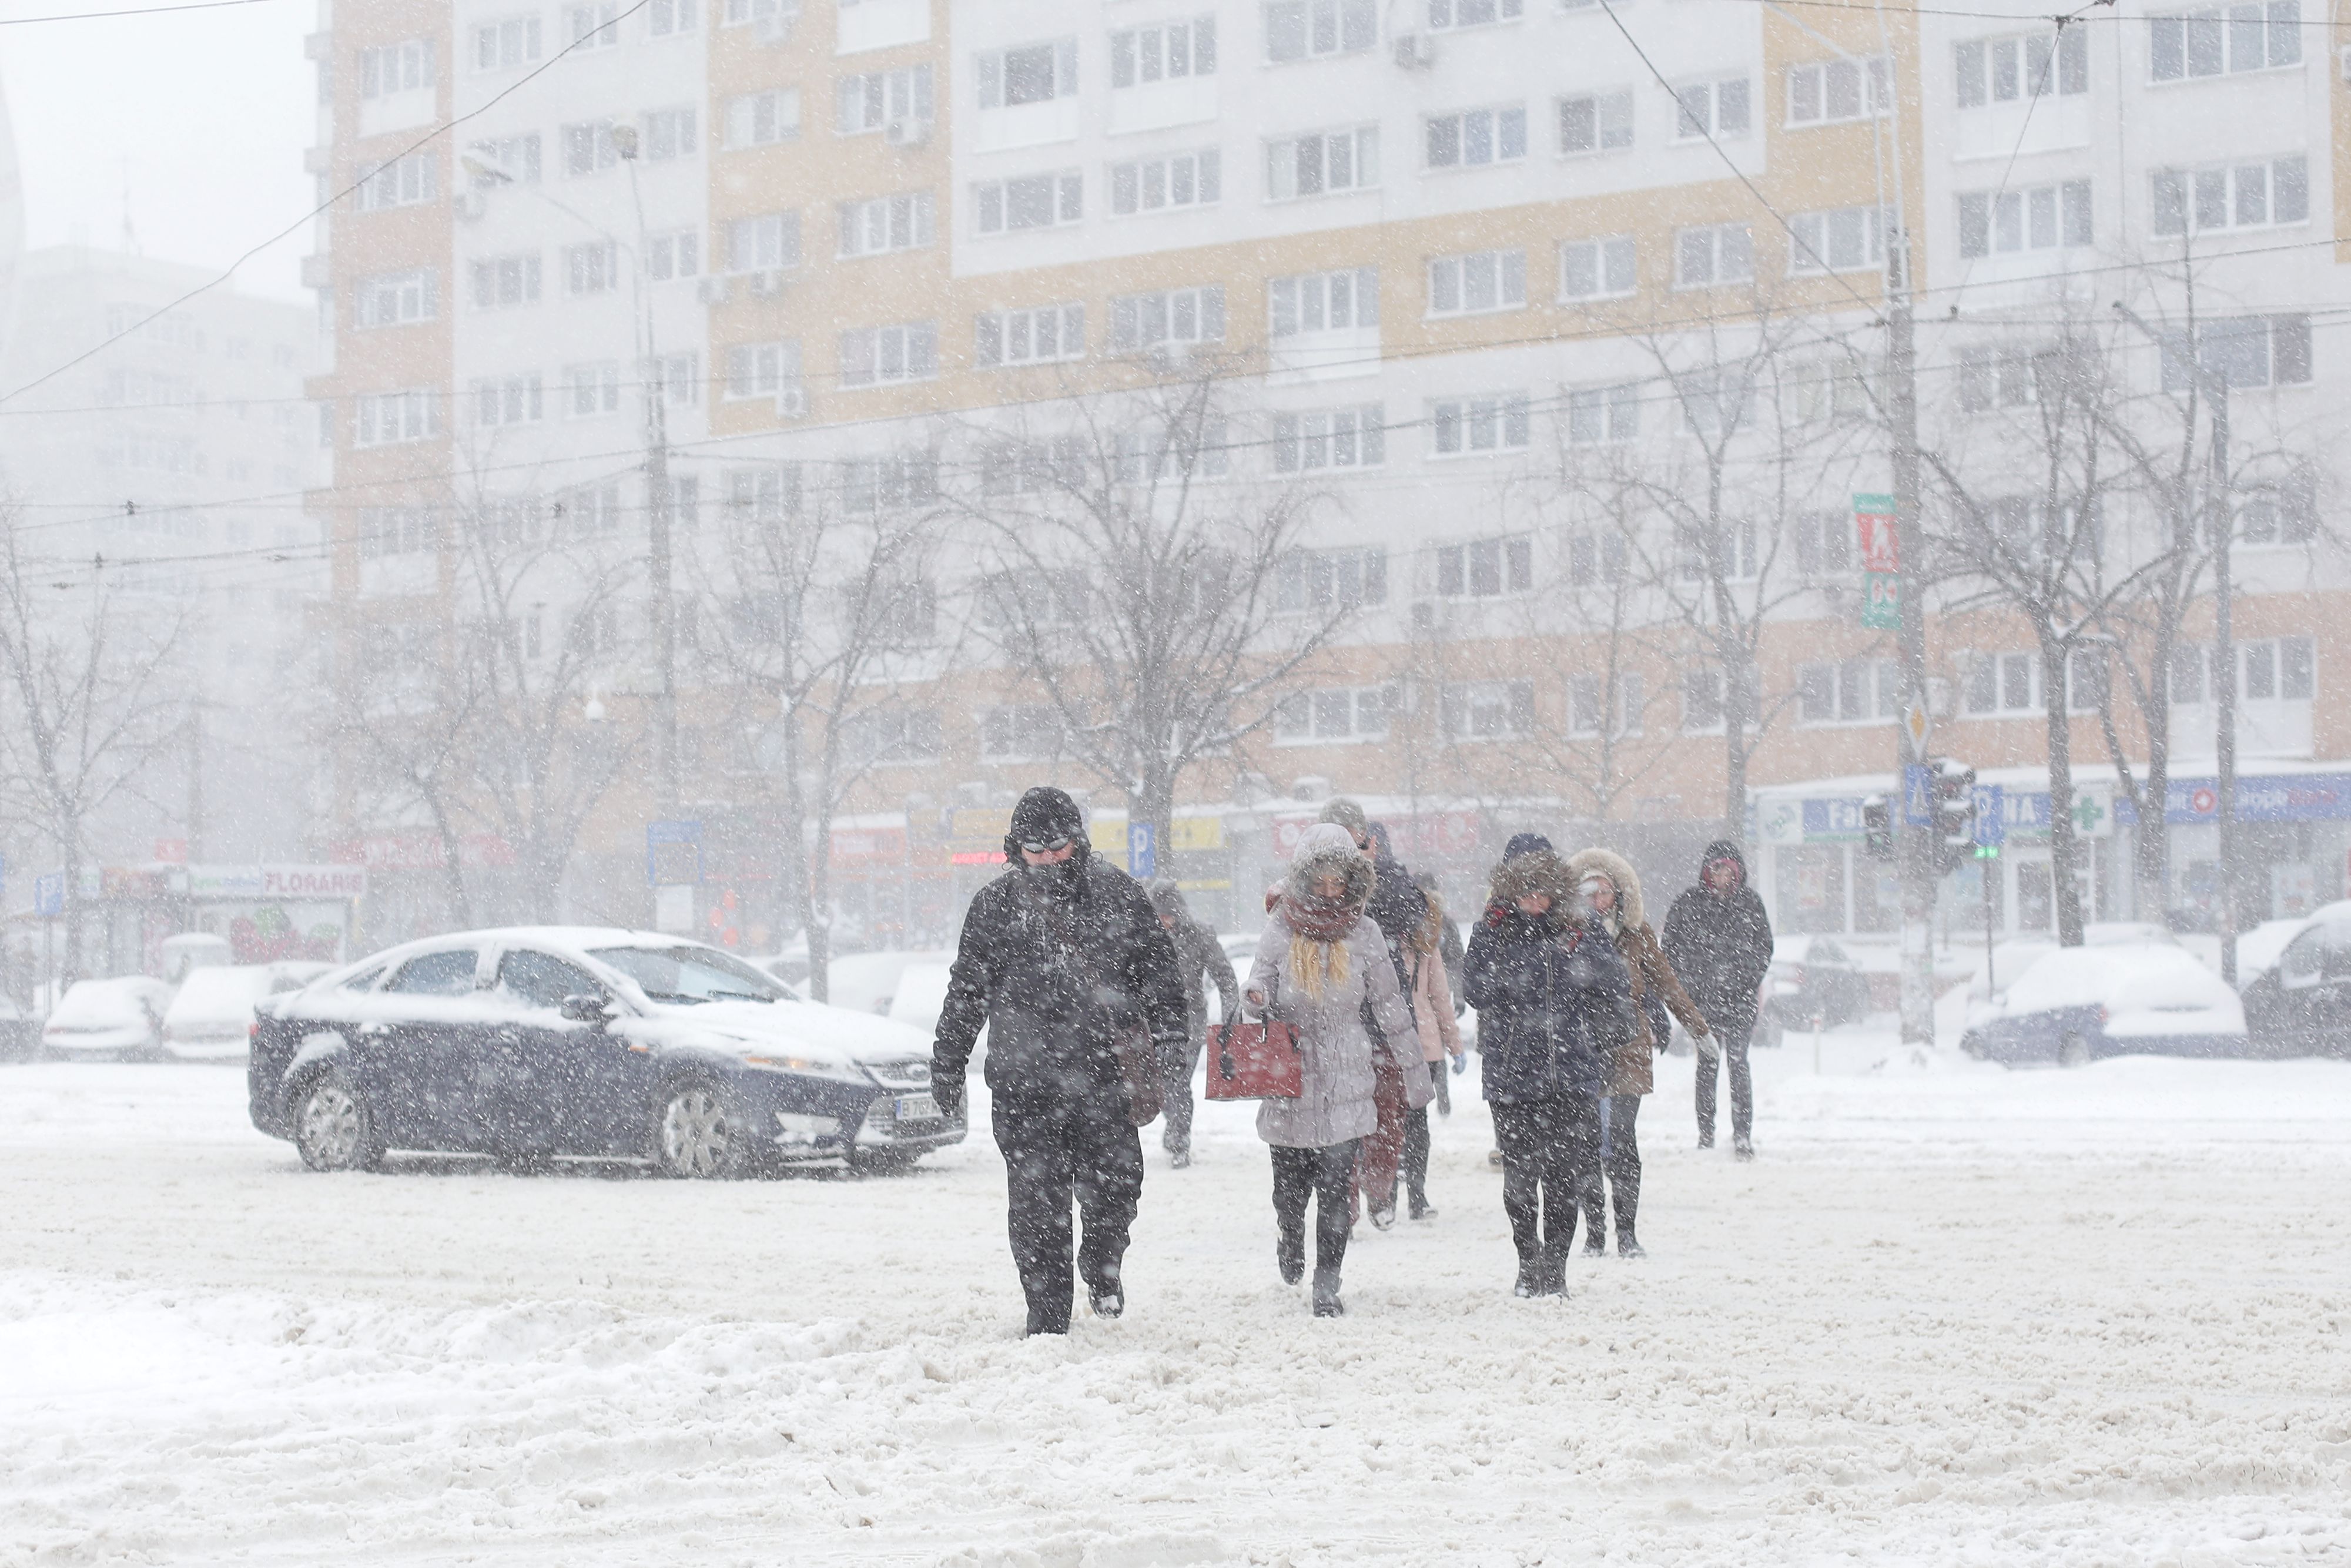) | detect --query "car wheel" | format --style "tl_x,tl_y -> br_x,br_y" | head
2058,1031 -> 2091,1069
652,1080 -> 752,1179
293,1069 -> 385,1172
